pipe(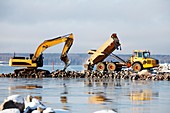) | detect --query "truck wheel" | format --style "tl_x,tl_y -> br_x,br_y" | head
132,62 -> 143,72
107,62 -> 116,72
96,62 -> 105,72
